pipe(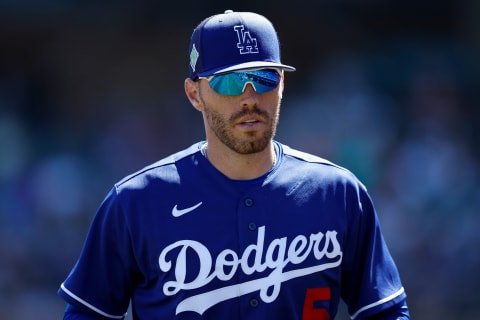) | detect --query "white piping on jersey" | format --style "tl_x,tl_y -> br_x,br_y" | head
60,283 -> 126,319
350,286 -> 405,319
159,225 -> 343,315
